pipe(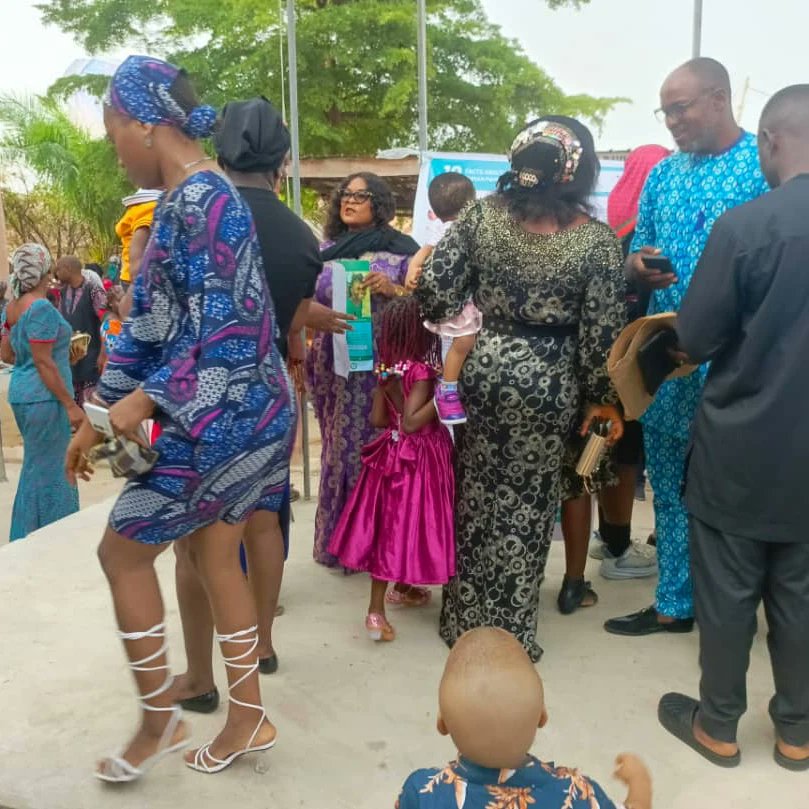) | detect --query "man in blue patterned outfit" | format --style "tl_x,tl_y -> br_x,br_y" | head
605,58 -> 769,637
